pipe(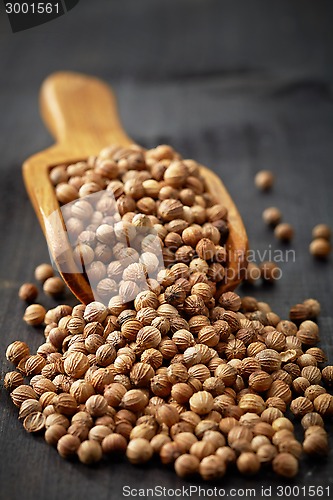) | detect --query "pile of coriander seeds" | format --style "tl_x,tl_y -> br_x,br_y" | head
4,287 -> 333,479
49,144 -> 230,304
3,143 -> 333,481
